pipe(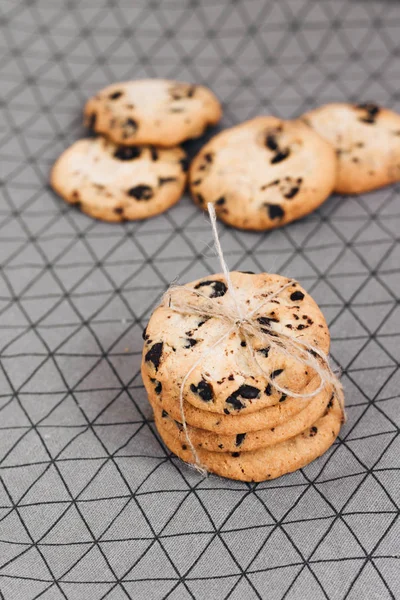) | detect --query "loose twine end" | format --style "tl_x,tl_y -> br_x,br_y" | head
161,203 -> 345,475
